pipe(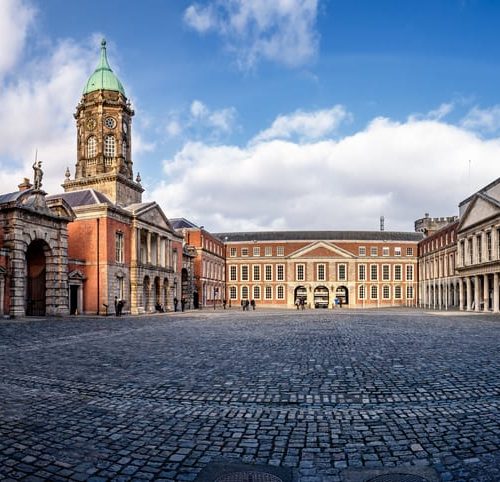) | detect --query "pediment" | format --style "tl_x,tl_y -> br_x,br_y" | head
458,194 -> 500,232
290,241 -> 354,259
136,203 -> 173,232
69,269 -> 85,280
